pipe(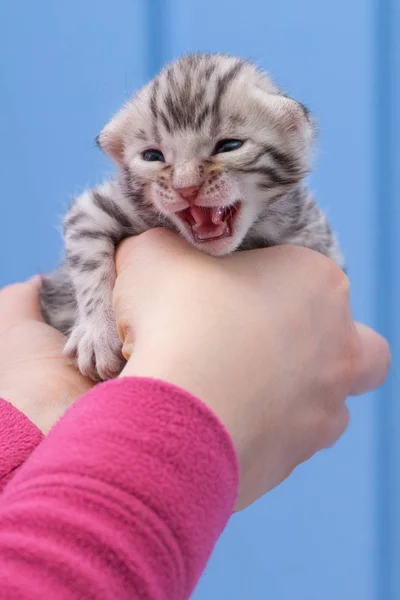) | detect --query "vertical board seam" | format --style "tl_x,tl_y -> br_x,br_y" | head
375,0 -> 394,598
145,0 -> 168,79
